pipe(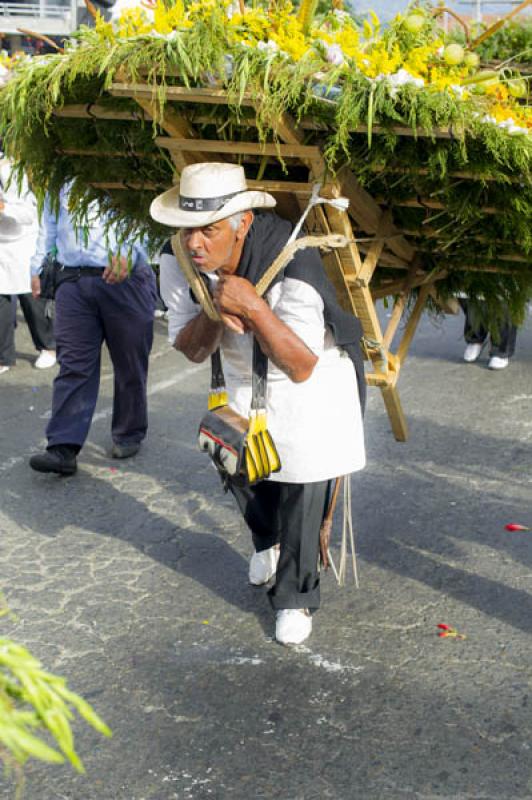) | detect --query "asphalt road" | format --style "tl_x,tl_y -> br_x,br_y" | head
0,303 -> 531,800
